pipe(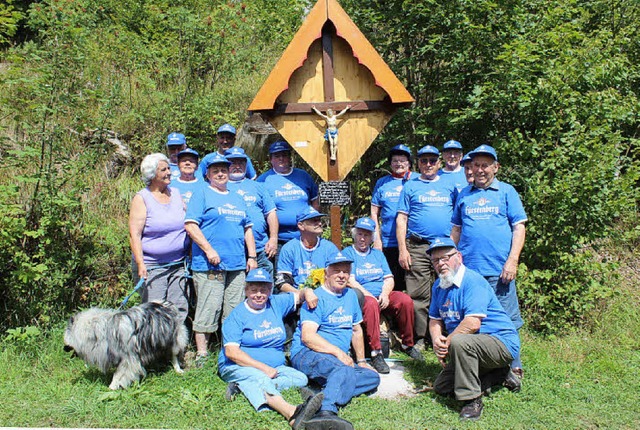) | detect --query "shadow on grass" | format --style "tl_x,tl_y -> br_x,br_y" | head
403,358 -> 462,413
